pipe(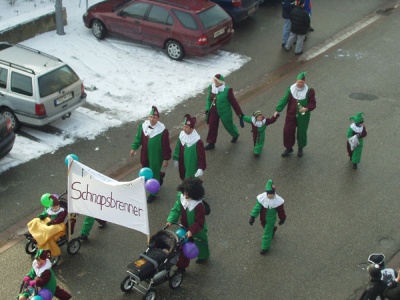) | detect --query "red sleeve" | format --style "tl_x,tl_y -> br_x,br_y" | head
196,140 -> 206,171
50,210 -> 67,224
35,269 -> 51,288
360,126 -> 367,138
161,129 -> 172,161
276,204 -> 286,222
265,114 -> 279,125
188,204 -> 205,235
306,88 -> 316,111
228,88 -> 243,116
